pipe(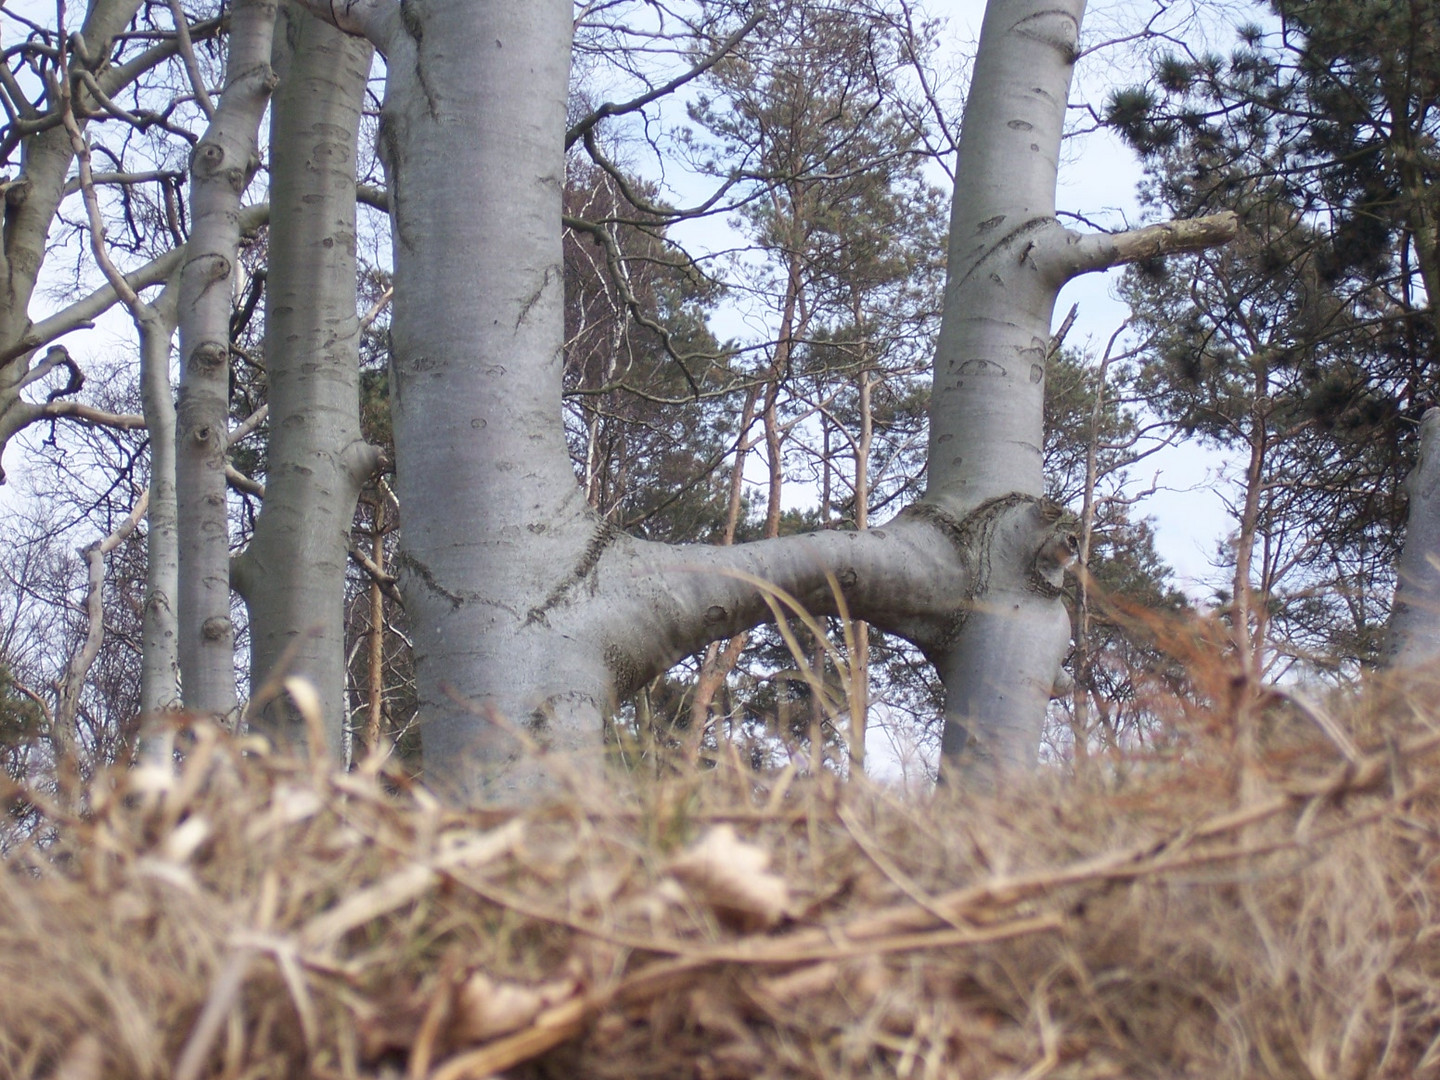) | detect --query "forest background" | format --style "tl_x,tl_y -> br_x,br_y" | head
0,0 -> 1428,791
